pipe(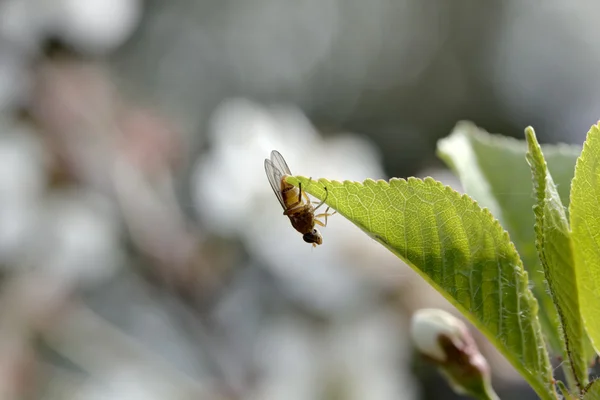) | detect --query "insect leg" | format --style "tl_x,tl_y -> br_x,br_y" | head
282,186 -> 303,215
315,206 -> 337,227
315,206 -> 336,217
313,187 -> 329,211
302,179 -> 315,204
302,190 -> 311,203
298,181 -> 303,204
